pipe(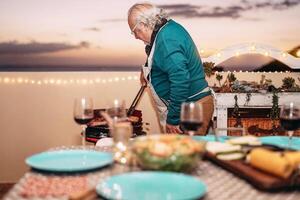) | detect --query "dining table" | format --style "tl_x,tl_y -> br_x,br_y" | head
4,137 -> 300,200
